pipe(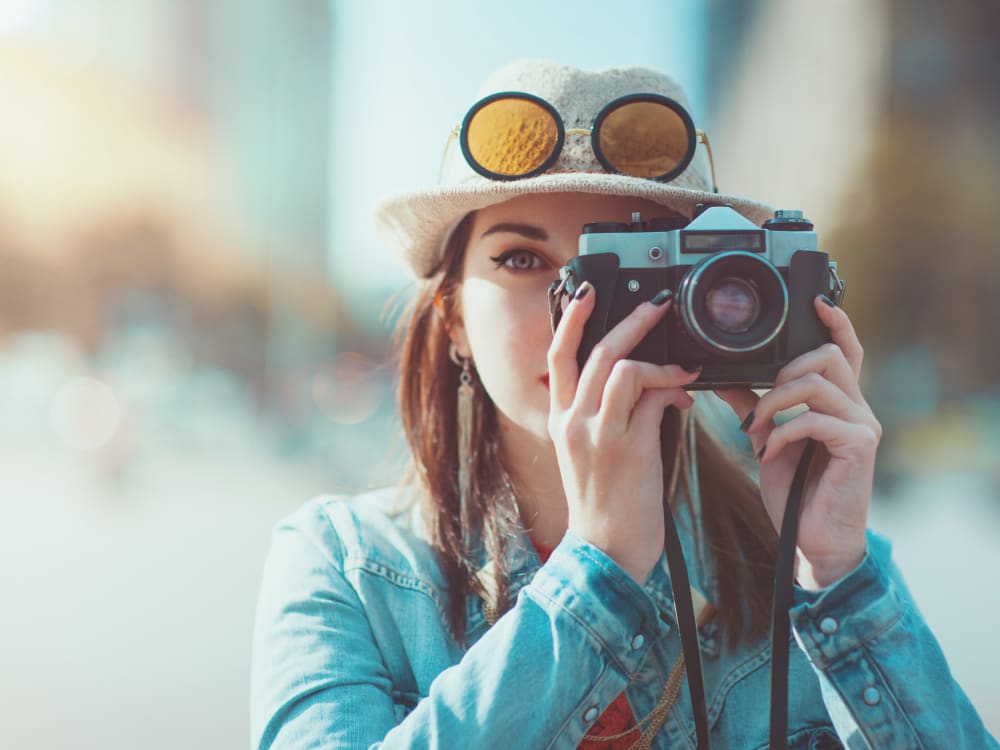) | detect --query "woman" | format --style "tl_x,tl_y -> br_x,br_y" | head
250,59 -> 995,749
